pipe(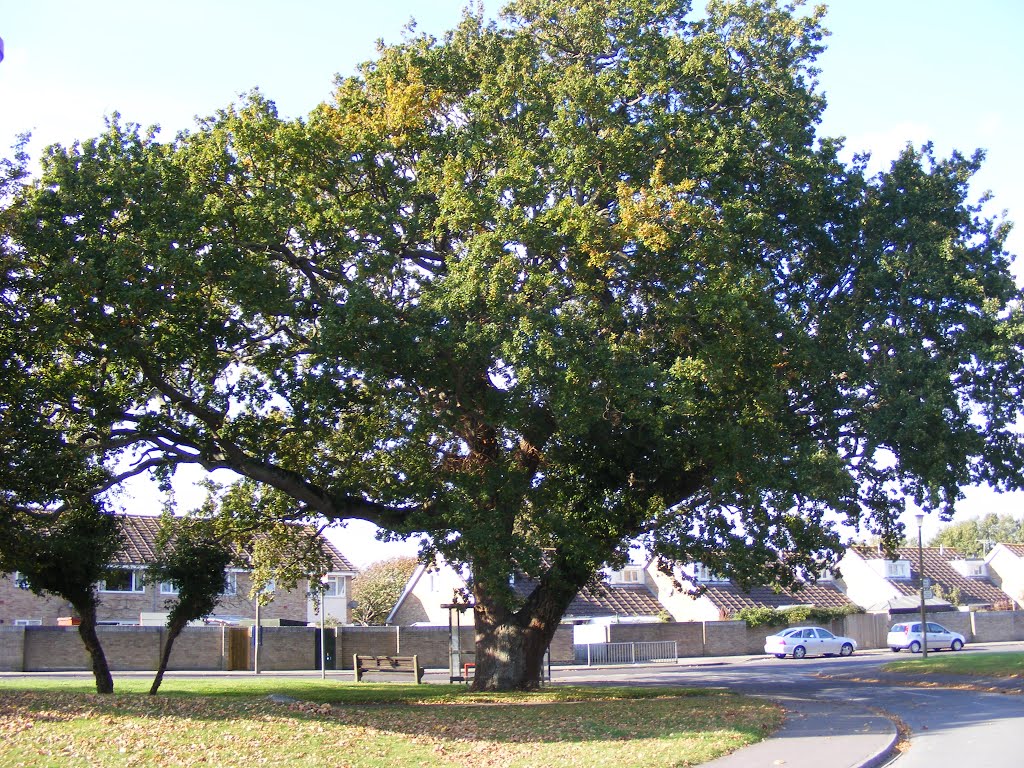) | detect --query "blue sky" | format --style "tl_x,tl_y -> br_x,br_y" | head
2,1 -> 1022,564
